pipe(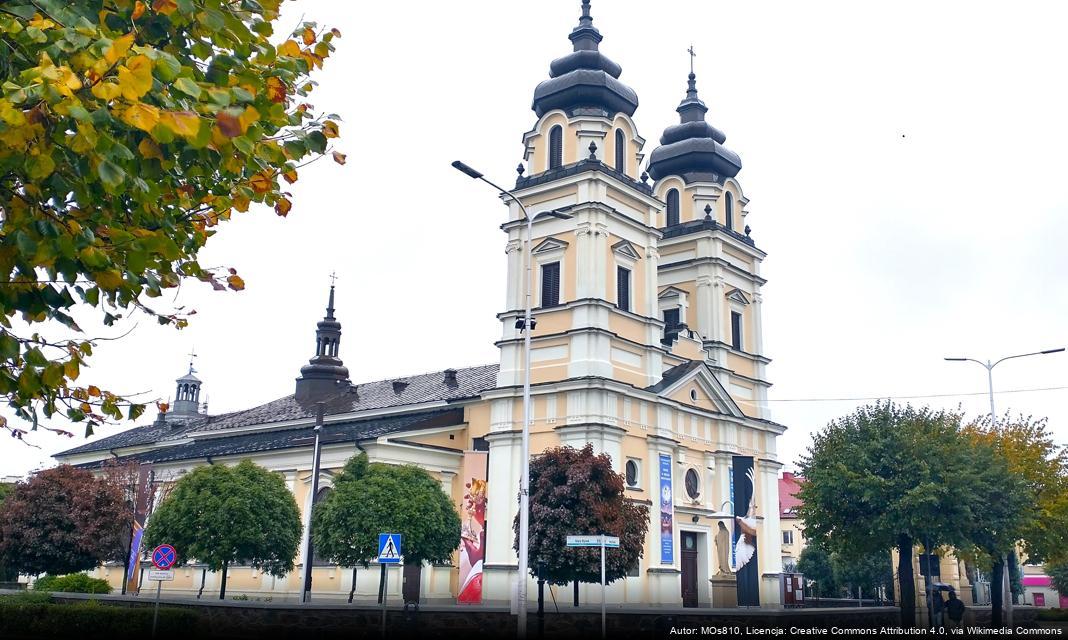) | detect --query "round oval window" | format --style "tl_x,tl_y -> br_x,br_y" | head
685,468 -> 700,499
625,460 -> 638,487
690,389 -> 698,402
